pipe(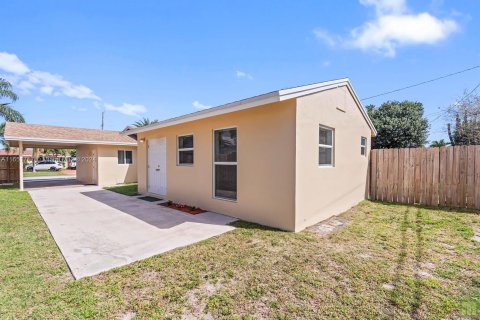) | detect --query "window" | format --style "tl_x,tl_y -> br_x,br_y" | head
214,128 -> 237,200
361,137 -> 367,156
118,150 -> 133,164
178,135 -> 194,165
319,126 -> 334,166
